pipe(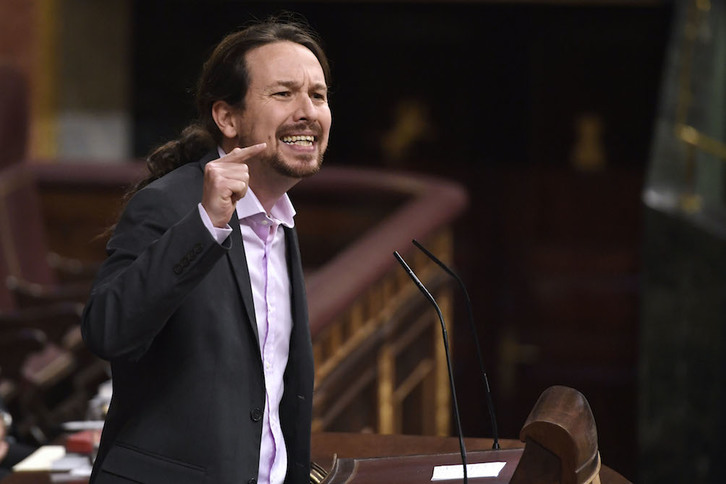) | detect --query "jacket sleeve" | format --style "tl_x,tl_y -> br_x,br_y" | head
81,185 -> 230,362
